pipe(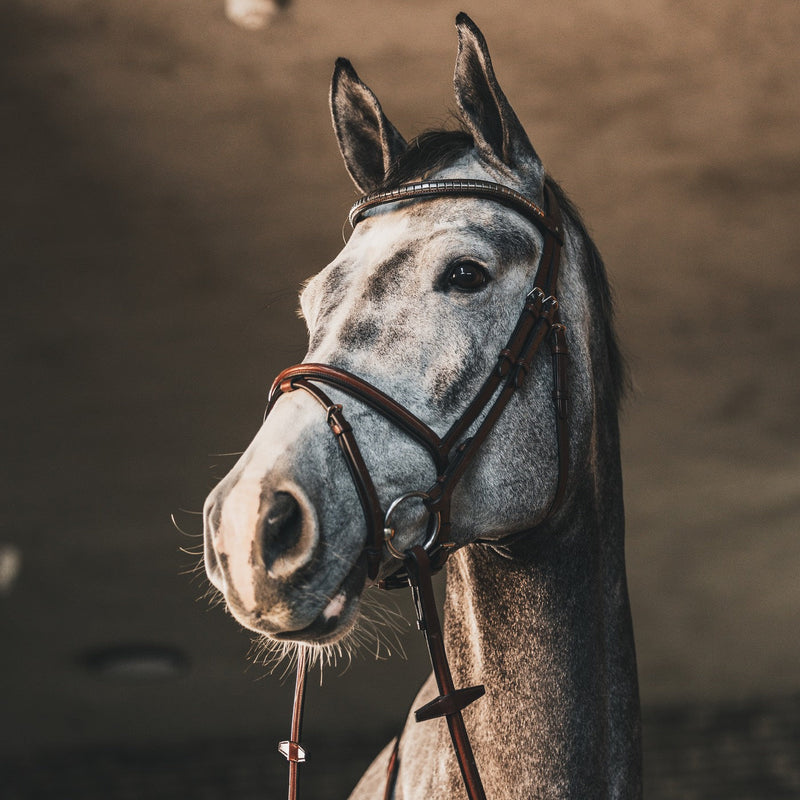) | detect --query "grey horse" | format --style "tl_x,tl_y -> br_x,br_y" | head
203,13 -> 641,799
